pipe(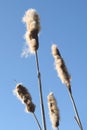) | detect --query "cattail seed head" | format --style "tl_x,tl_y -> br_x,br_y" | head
26,102 -> 35,113
24,32 -> 39,54
51,44 -> 61,58
23,9 -> 40,54
23,9 -> 40,33
47,92 -> 60,129
14,83 -> 35,113
51,44 -> 71,92
30,39 -> 39,52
